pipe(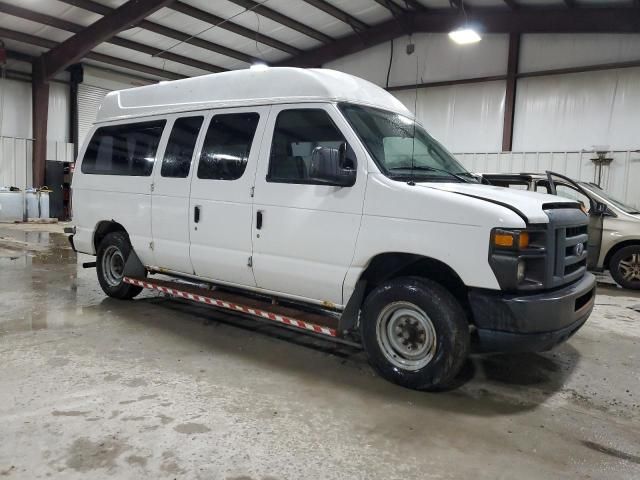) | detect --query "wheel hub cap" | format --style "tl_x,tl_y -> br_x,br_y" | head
102,245 -> 125,287
618,253 -> 640,282
376,302 -> 437,371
